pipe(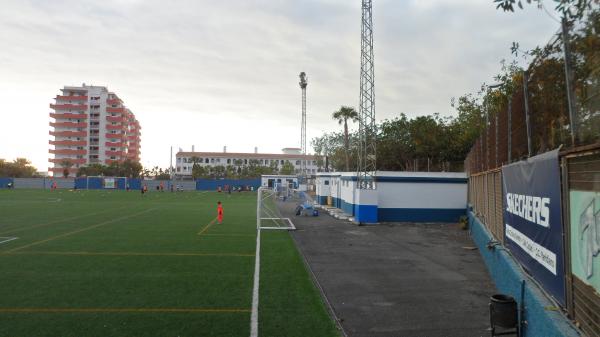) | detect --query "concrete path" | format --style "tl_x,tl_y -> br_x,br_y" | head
284,205 -> 496,337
